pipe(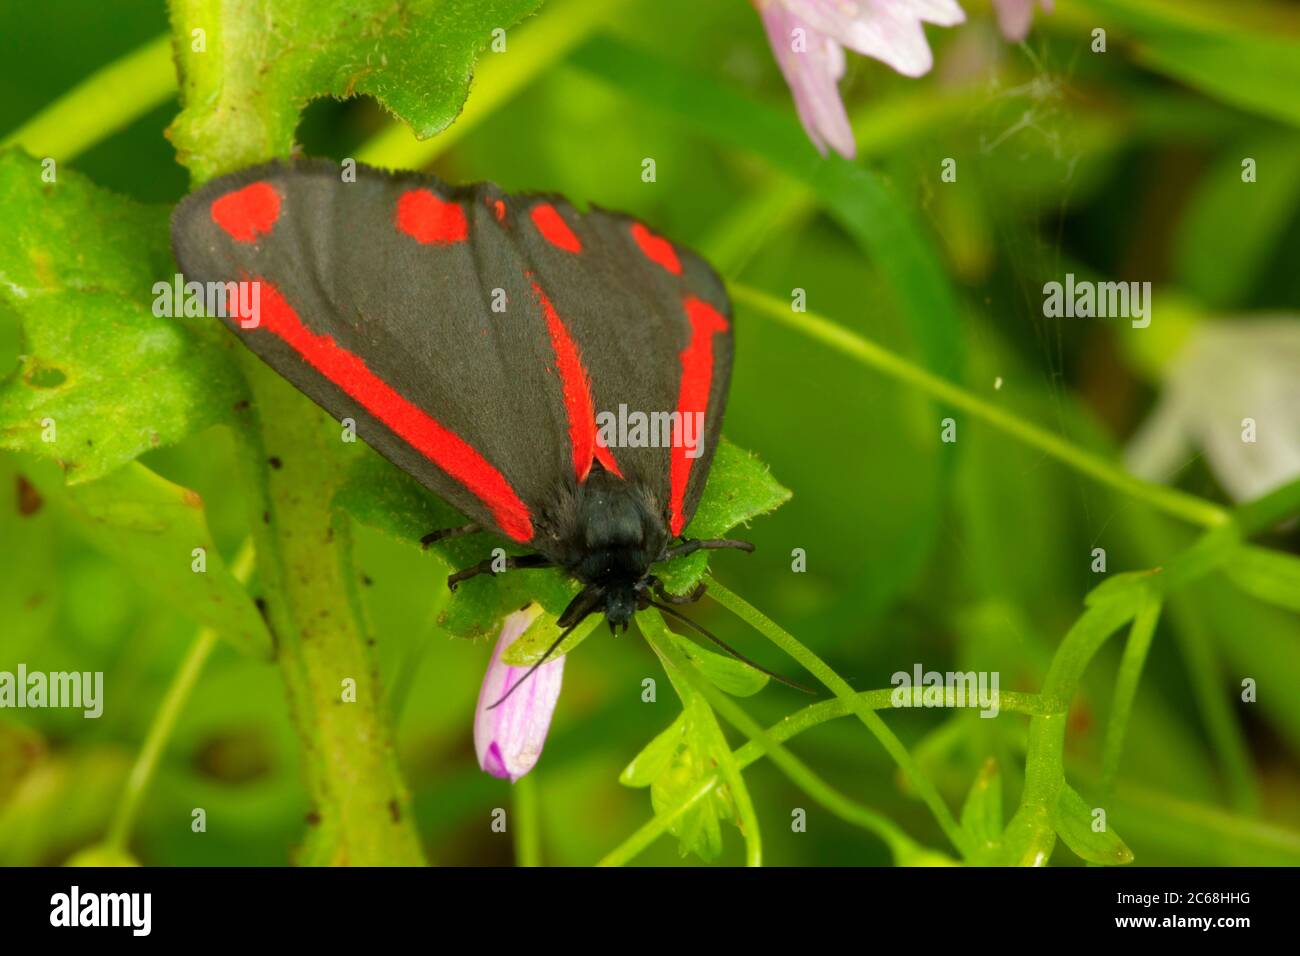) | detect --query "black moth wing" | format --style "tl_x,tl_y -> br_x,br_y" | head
171,159 -> 576,544
503,195 -> 733,538
170,158 -> 732,550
